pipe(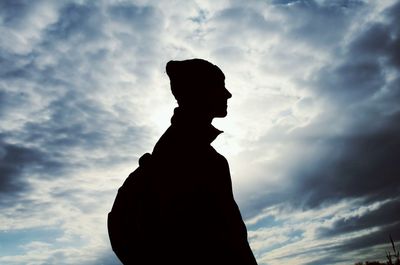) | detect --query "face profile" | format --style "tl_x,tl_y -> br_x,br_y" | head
166,58 -> 232,120
203,77 -> 232,118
